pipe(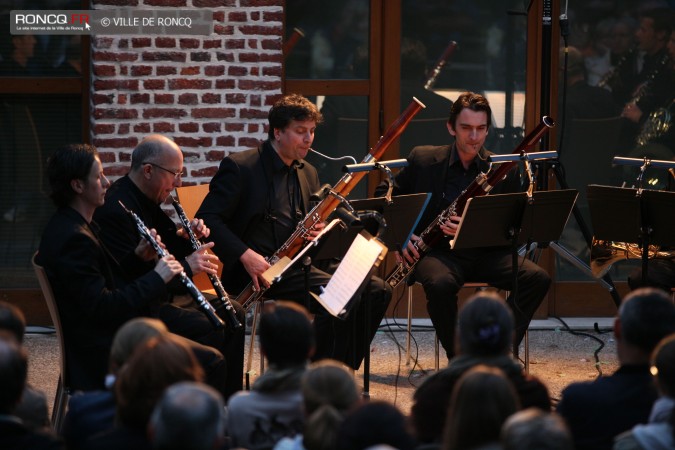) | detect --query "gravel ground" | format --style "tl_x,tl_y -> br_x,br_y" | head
25,317 -> 619,418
